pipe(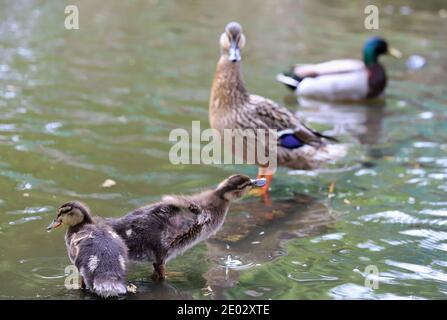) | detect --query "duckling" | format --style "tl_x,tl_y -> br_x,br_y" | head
209,22 -> 345,195
276,36 -> 402,101
106,174 -> 265,280
47,201 -> 128,298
